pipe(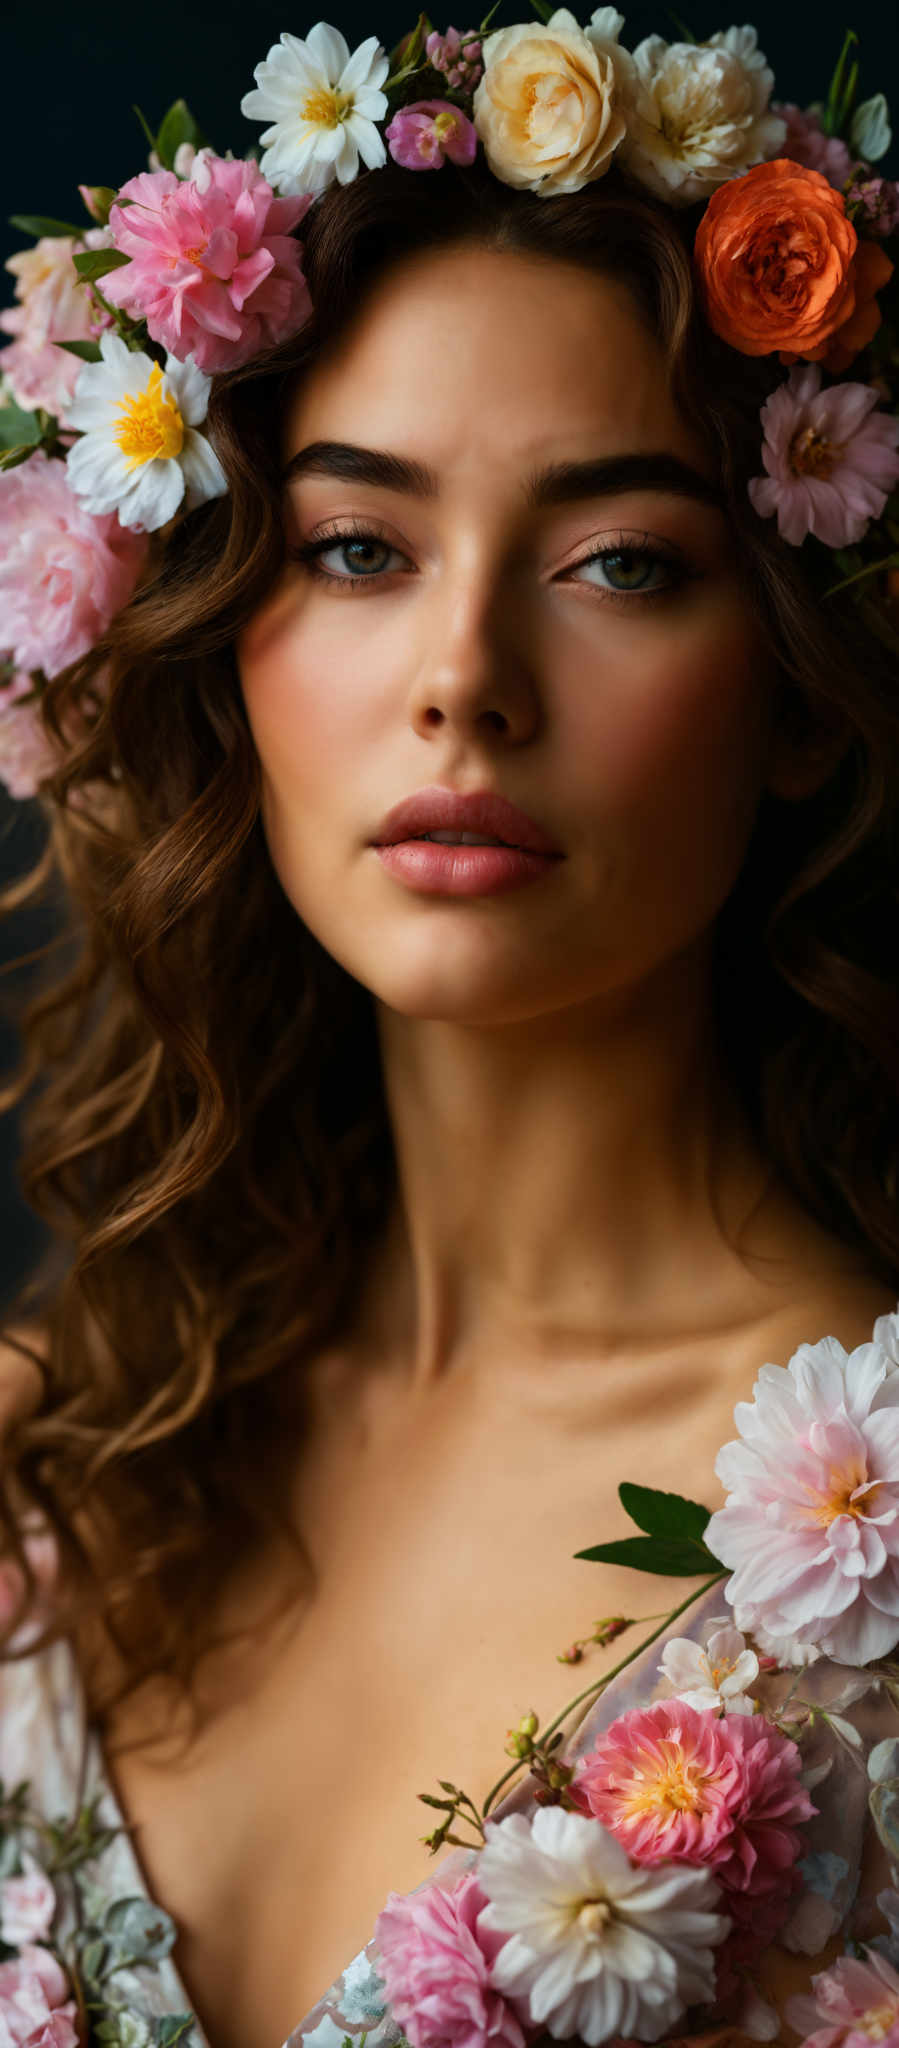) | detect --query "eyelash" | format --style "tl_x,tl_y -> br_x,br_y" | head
287,518 -> 692,606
